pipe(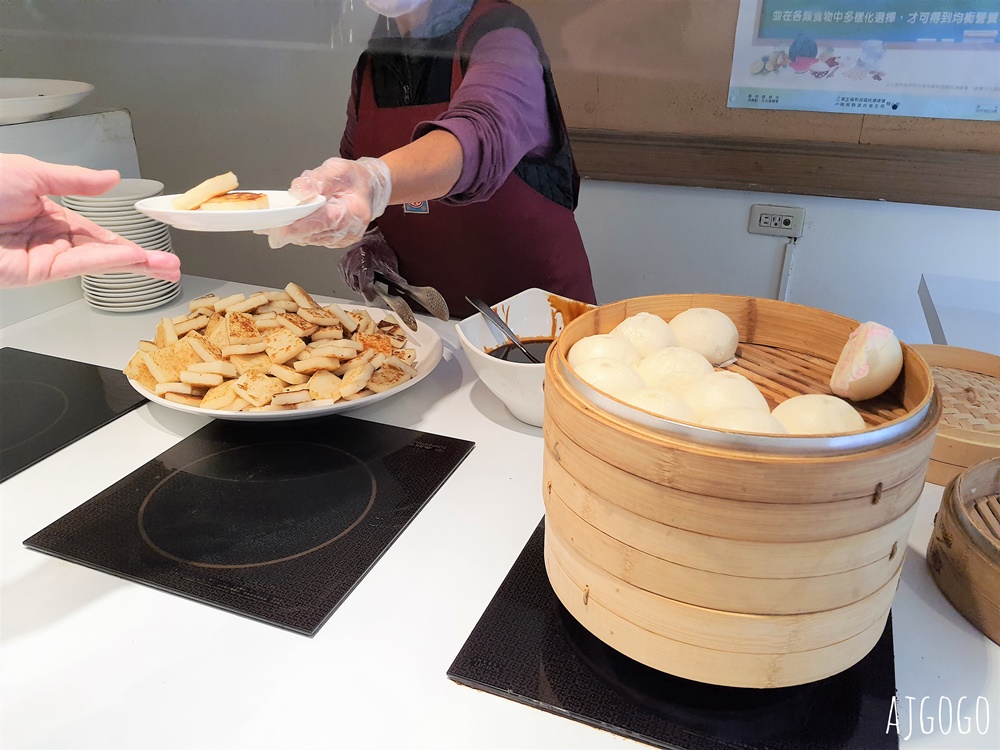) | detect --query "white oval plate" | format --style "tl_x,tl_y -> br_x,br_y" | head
128,310 -> 444,421
0,78 -> 95,125
134,191 -> 326,232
